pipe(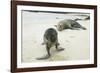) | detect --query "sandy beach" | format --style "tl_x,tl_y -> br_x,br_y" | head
21,11 -> 90,63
